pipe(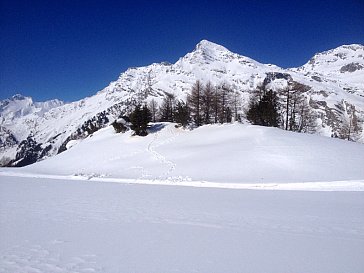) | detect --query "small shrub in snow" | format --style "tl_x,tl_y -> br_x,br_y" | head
112,119 -> 128,133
